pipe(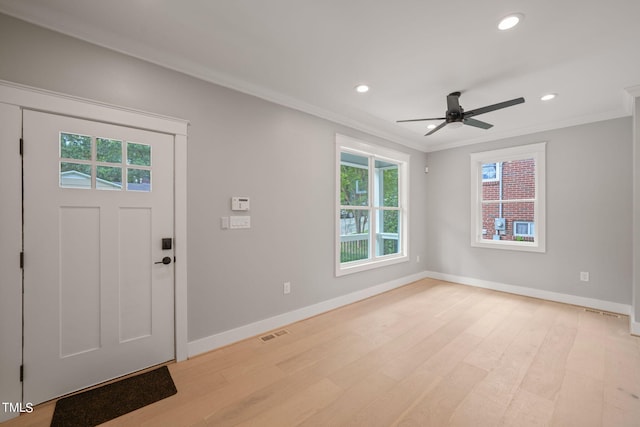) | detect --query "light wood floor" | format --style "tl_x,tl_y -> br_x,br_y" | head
5,278 -> 640,426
